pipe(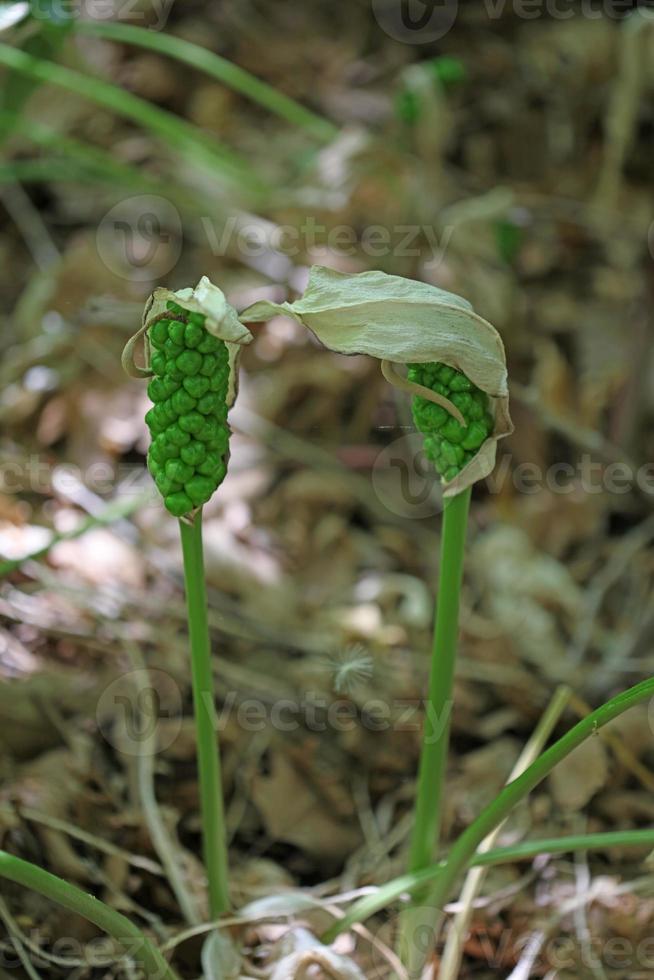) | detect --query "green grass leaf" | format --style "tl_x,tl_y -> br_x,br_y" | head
75,19 -> 337,144
0,41 -> 266,197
